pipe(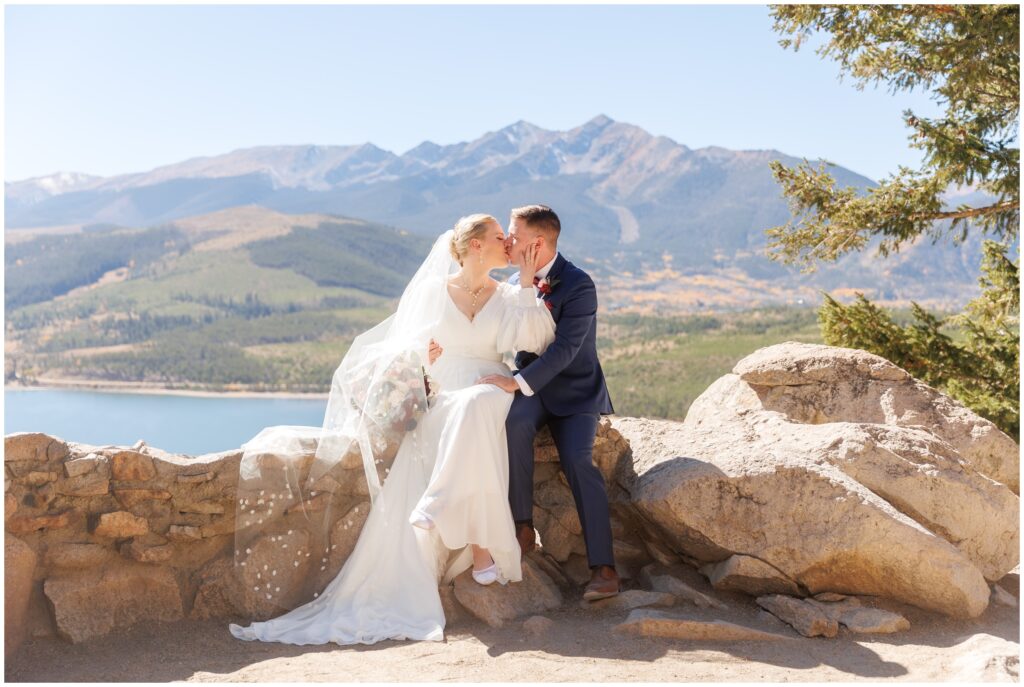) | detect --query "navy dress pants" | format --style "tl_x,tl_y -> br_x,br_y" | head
506,392 -> 615,568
